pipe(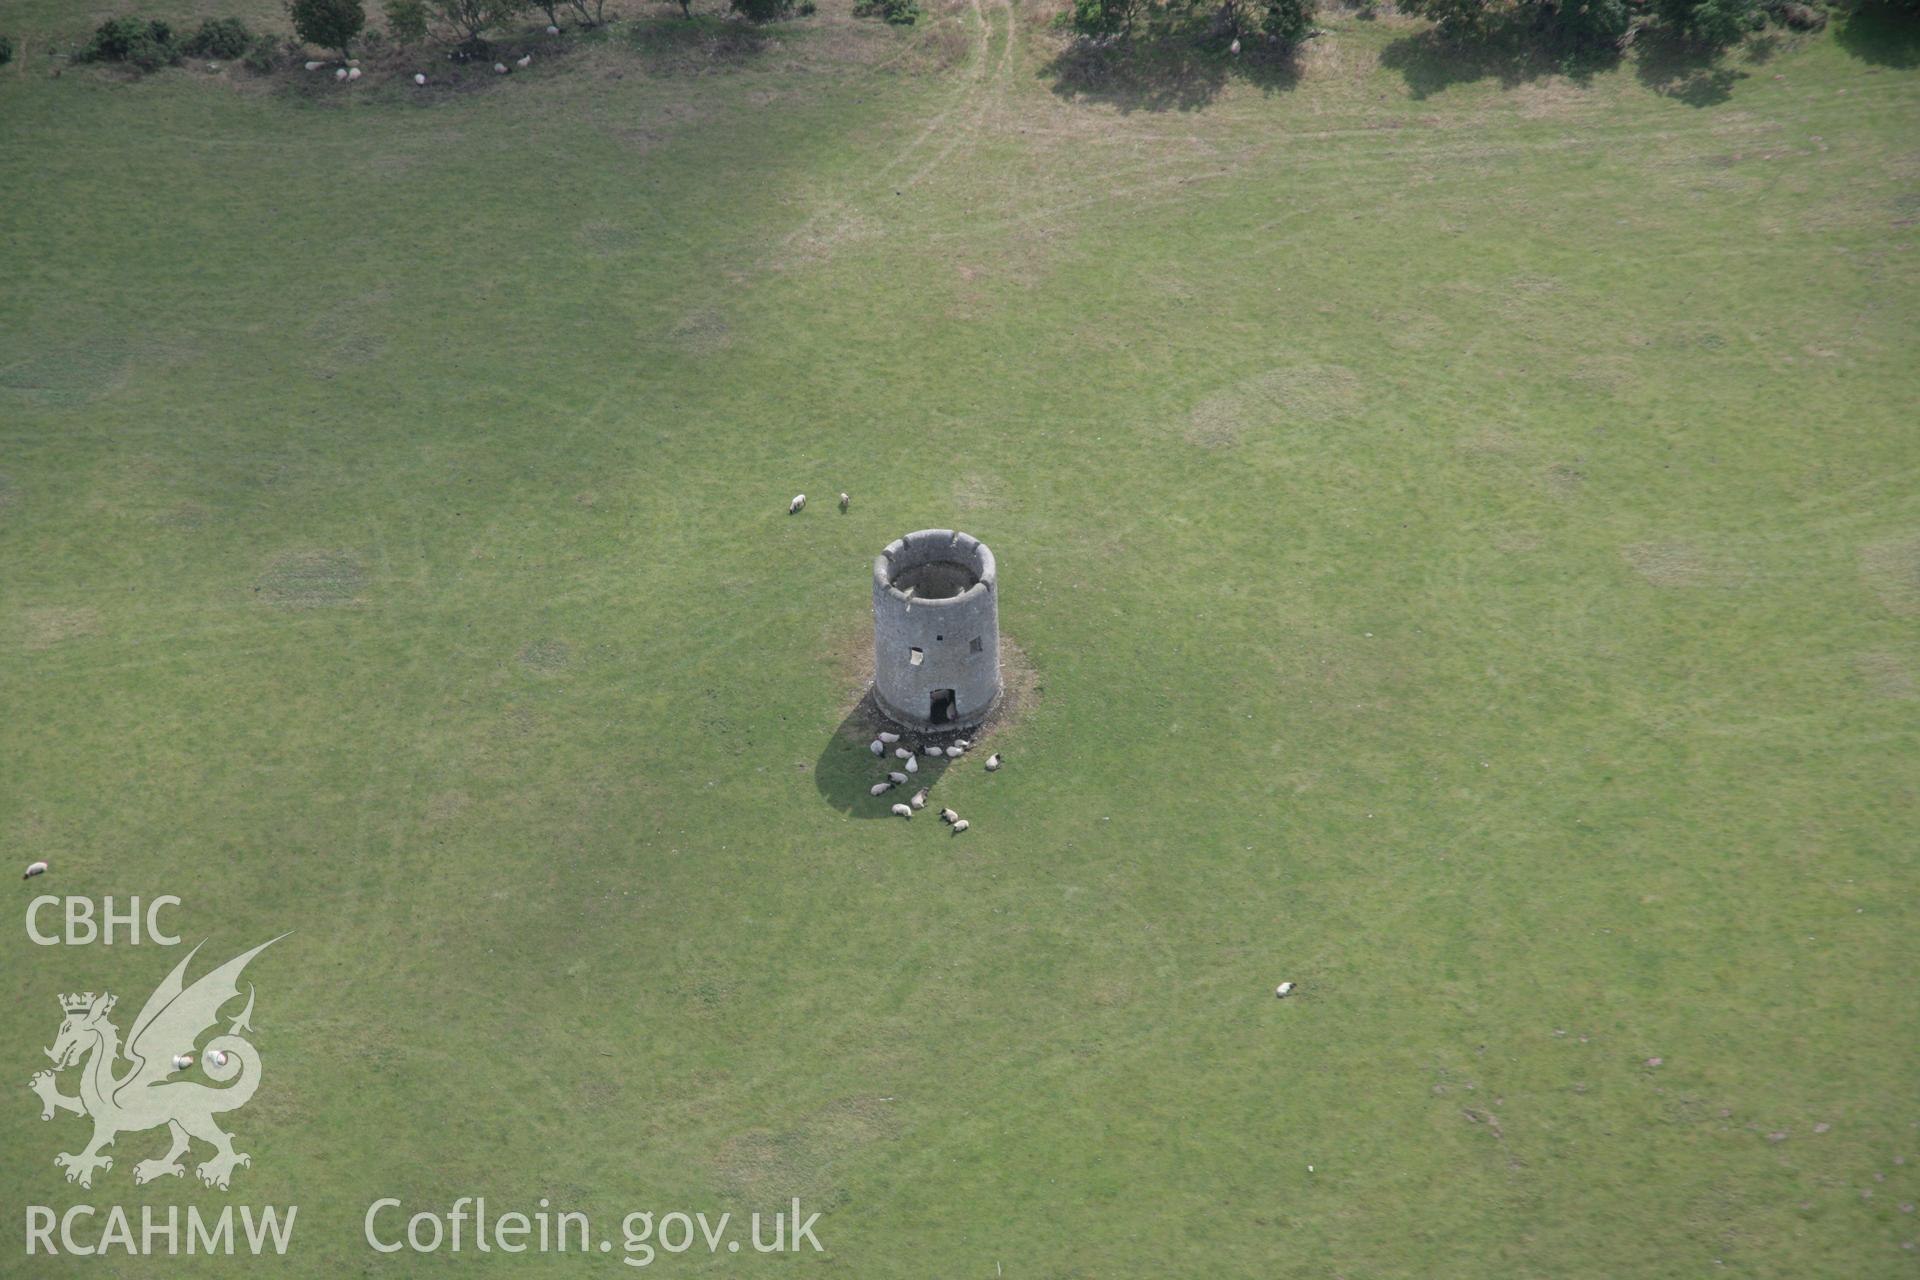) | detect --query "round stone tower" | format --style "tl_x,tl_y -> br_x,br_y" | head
872,530 -> 1001,732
